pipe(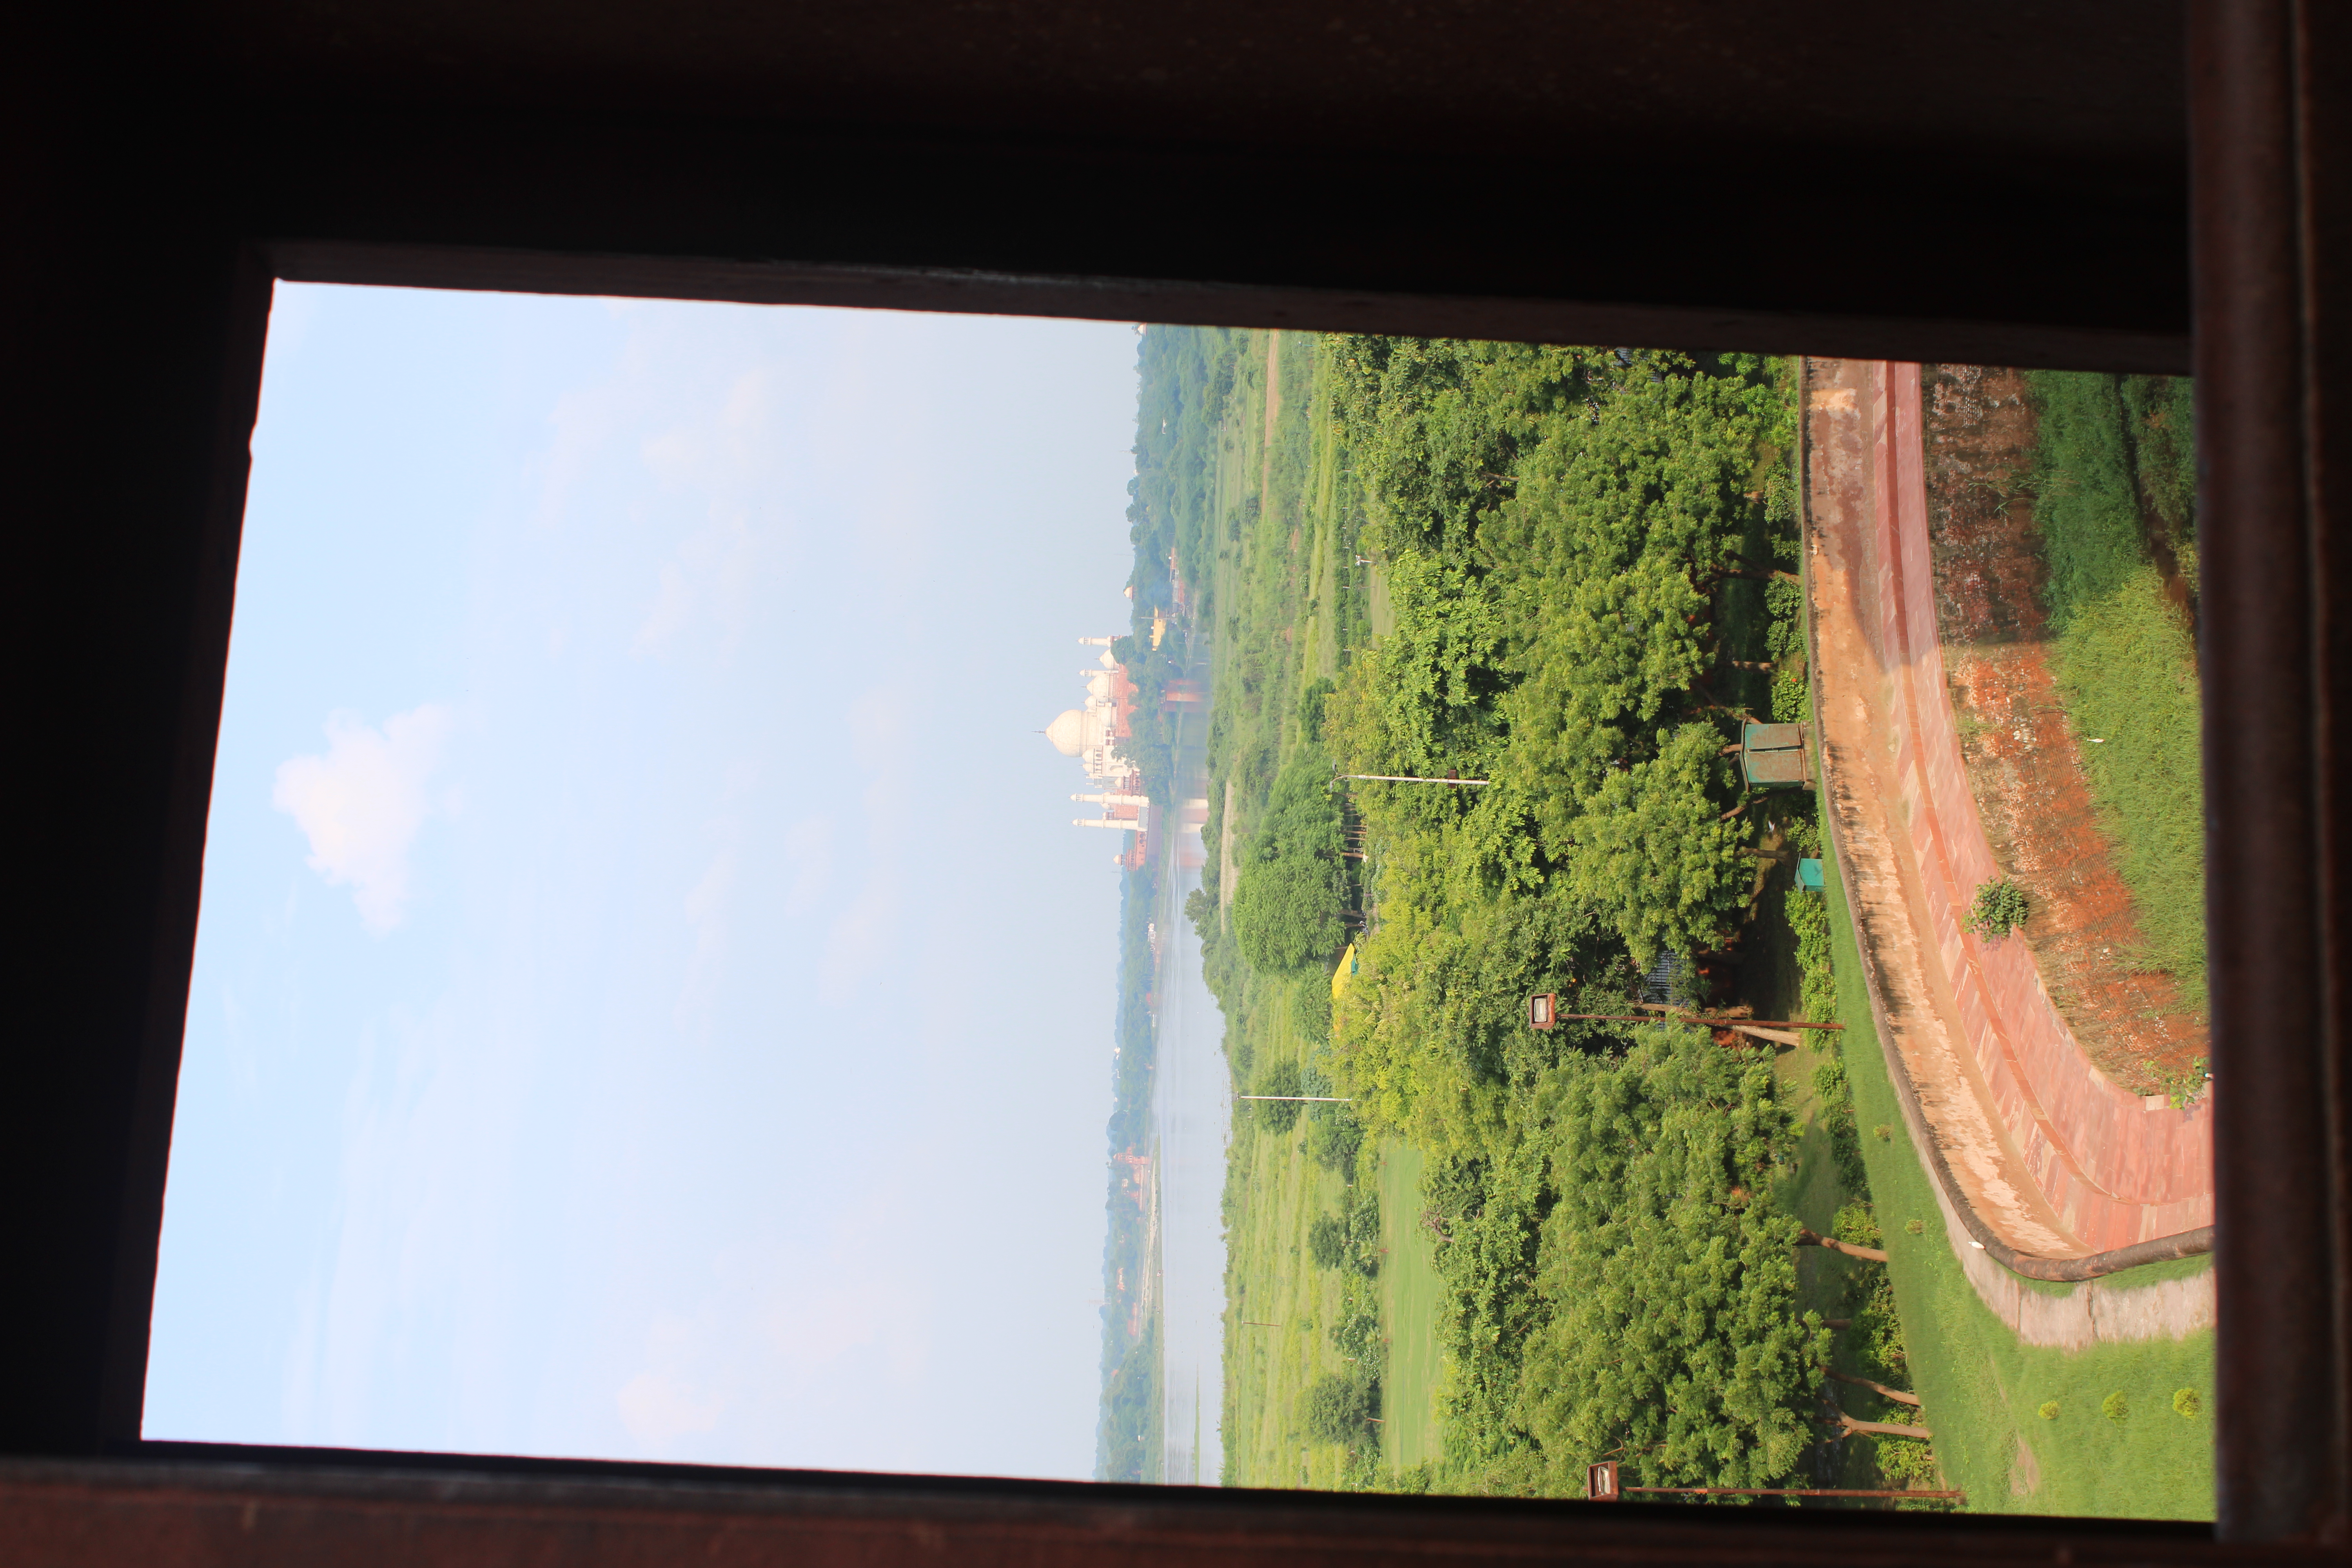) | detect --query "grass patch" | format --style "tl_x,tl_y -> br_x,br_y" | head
1221,975 -> 1381,1488
1377,1138 -> 1443,1469
2025,372 -> 2206,1009
1820,821 -> 2216,1517
2043,573 -> 2205,1006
